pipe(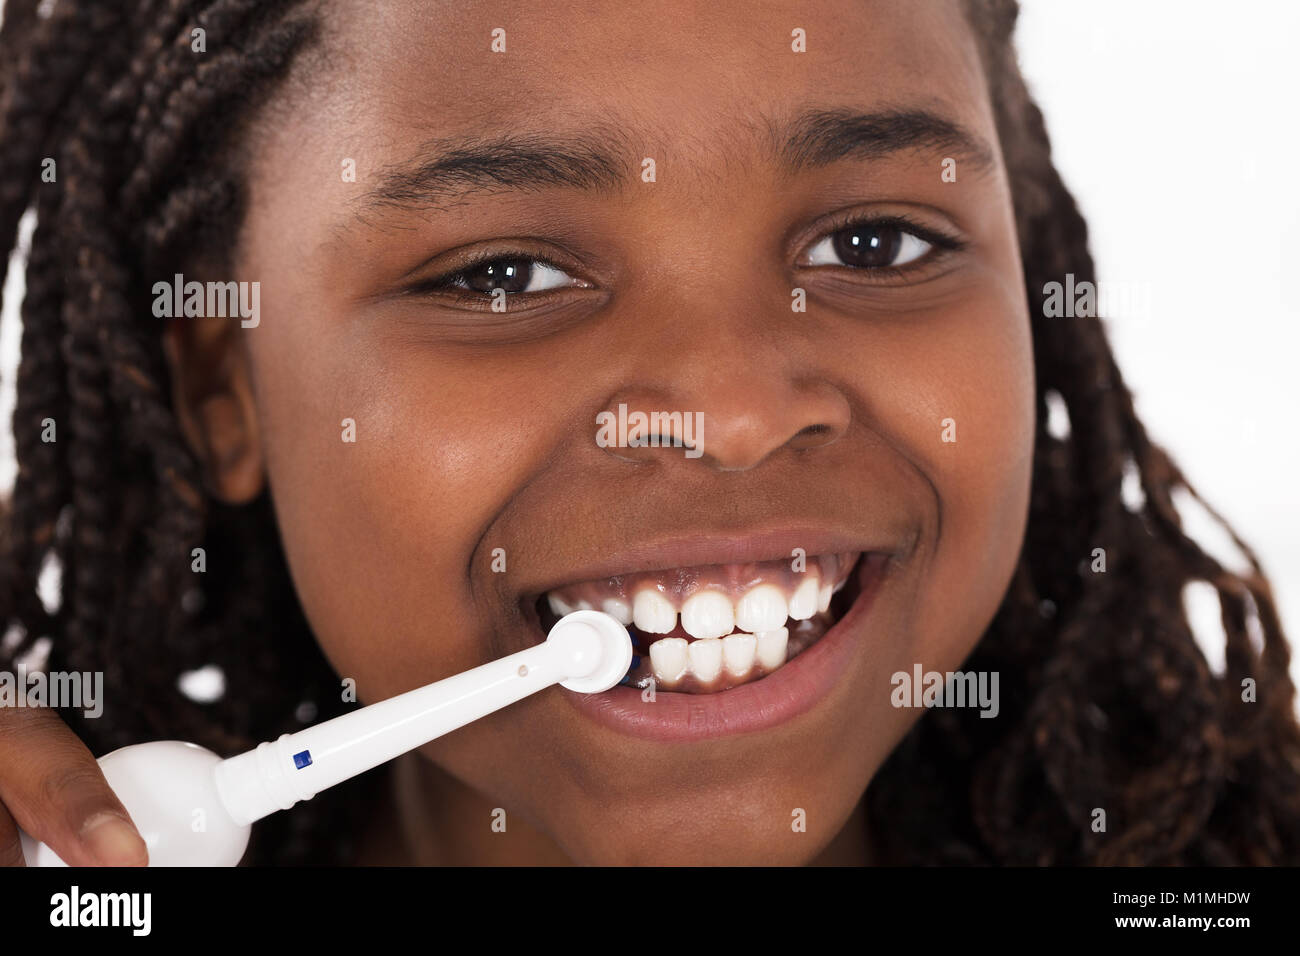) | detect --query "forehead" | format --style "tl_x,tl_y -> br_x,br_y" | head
317,0 -> 990,151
